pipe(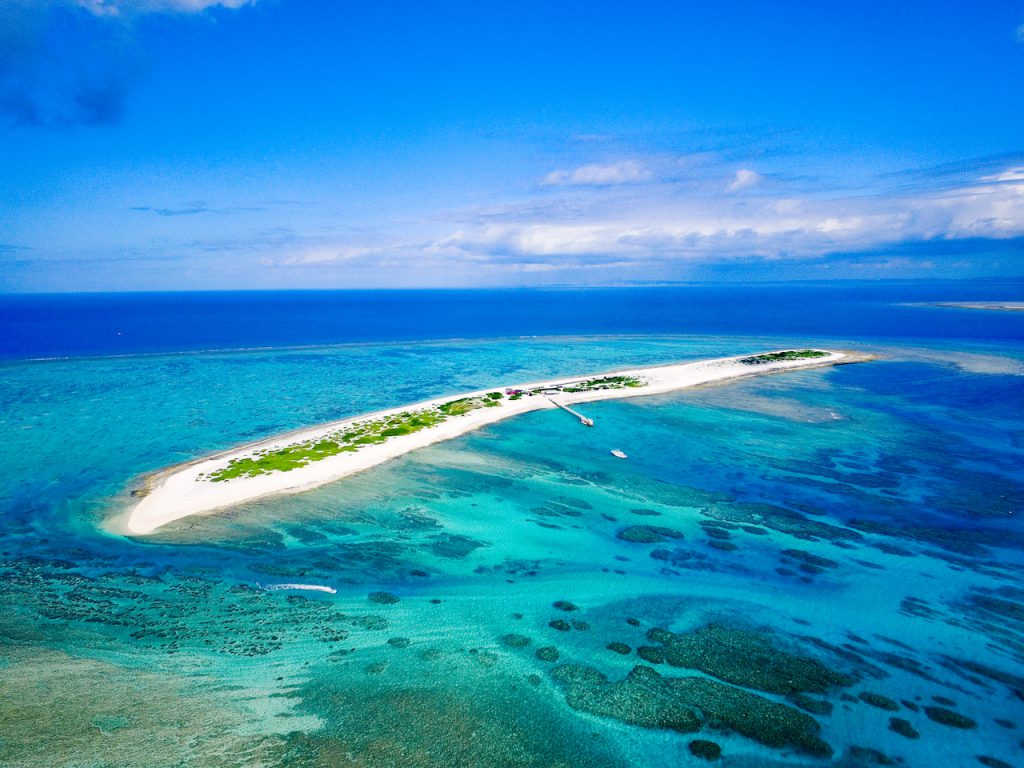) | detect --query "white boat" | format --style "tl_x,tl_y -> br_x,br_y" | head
610,449 -> 627,459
